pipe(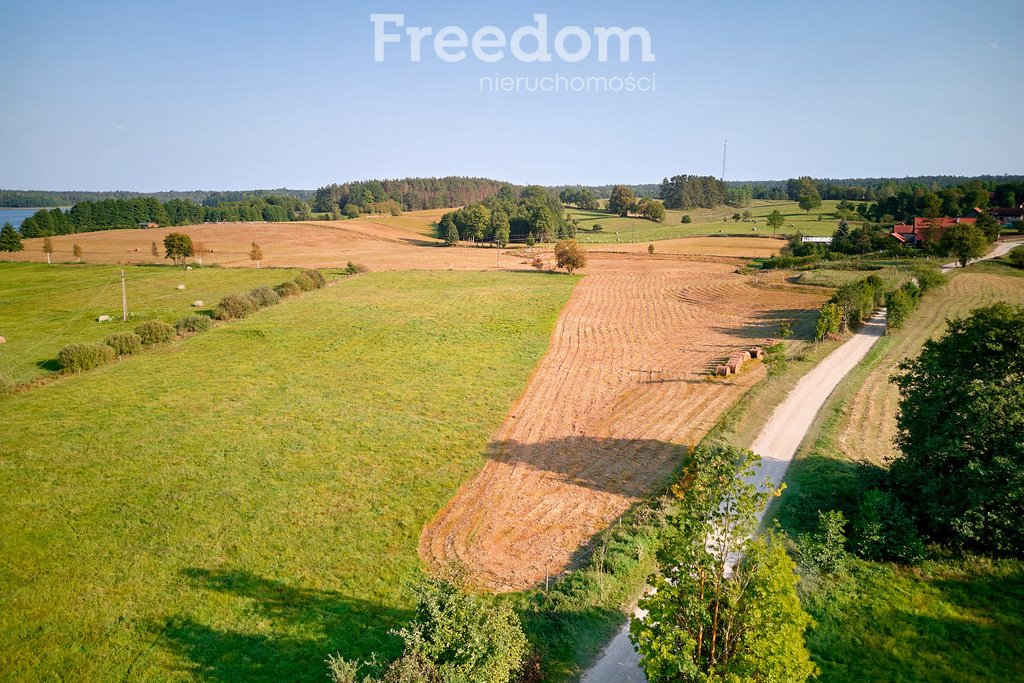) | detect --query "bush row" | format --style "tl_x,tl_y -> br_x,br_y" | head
57,269 -> 330,374
215,269 -> 326,321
